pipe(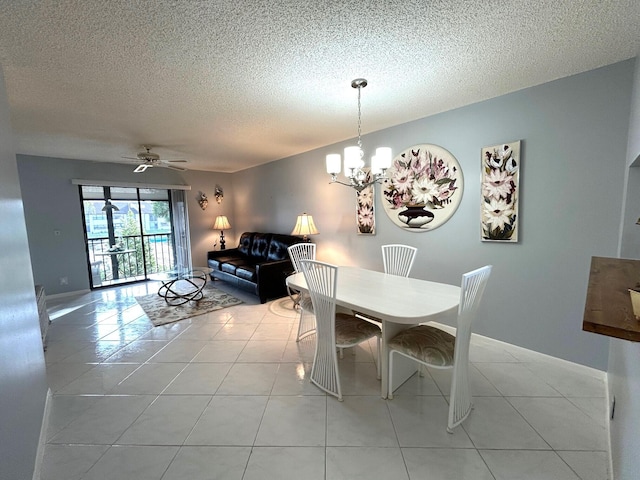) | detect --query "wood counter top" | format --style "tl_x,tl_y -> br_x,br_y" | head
583,256 -> 640,342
